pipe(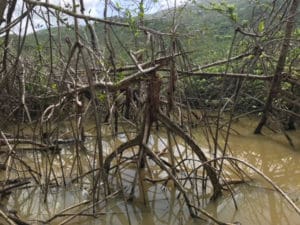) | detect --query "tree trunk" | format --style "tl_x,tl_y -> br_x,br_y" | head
254,0 -> 299,134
